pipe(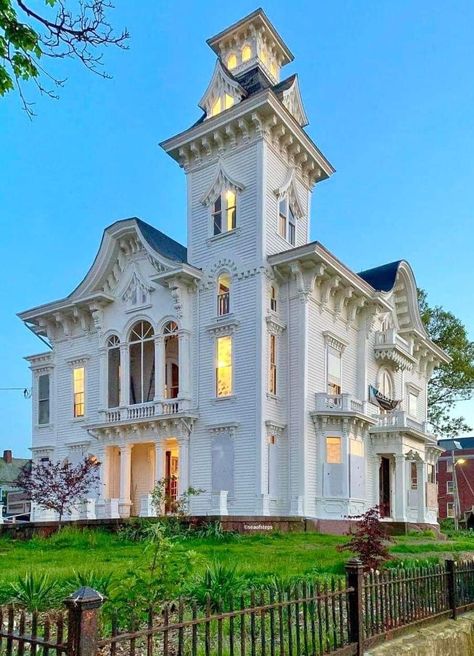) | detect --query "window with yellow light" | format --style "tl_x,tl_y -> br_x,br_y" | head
73,366 -> 85,417
216,335 -> 232,397
326,436 -> 342,464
